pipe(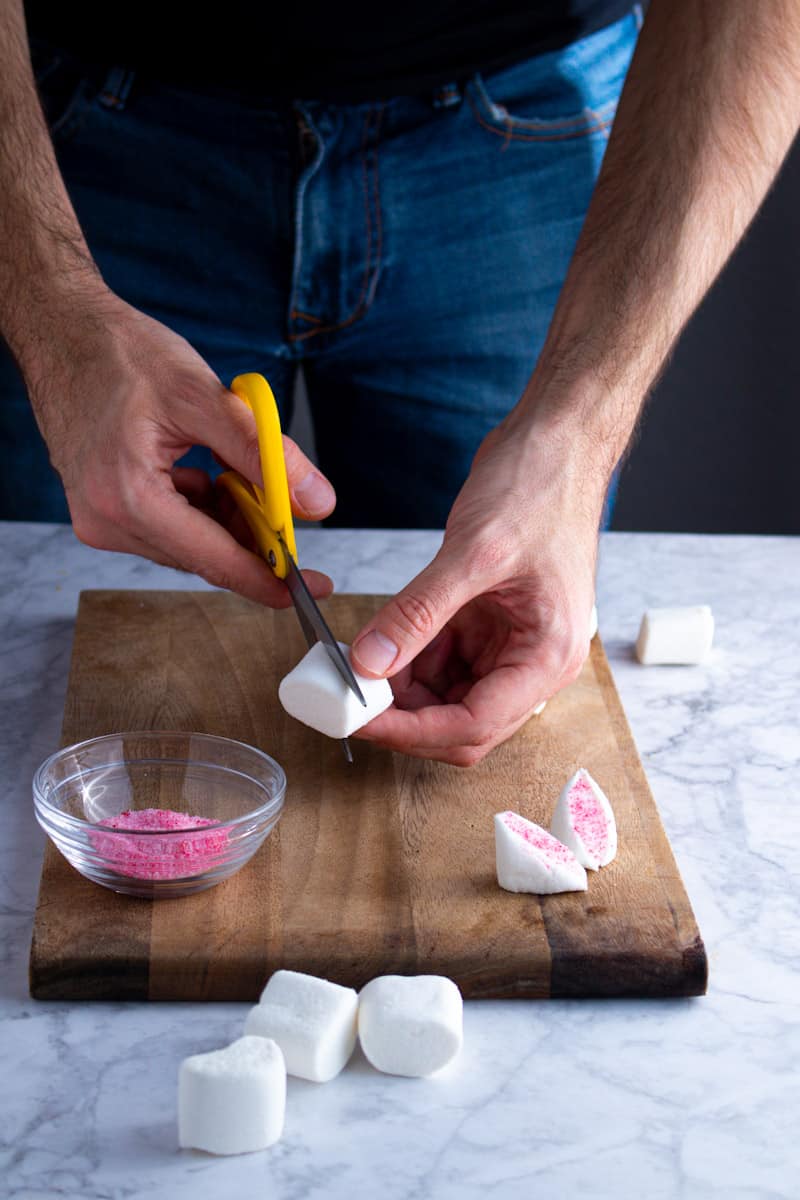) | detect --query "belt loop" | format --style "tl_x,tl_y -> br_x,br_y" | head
98,65 -> 136,110
431,81 -> 462,109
